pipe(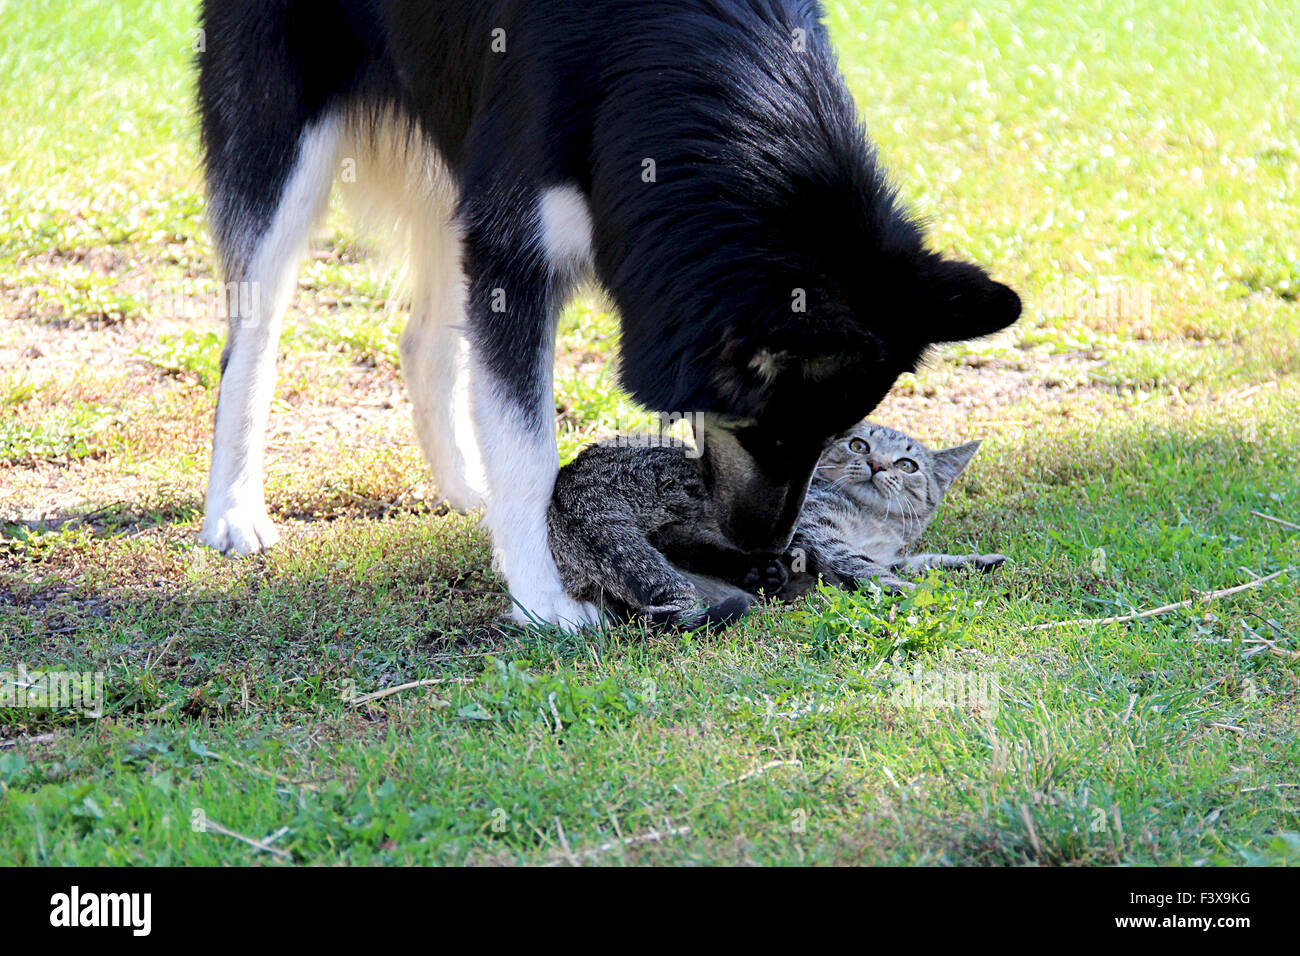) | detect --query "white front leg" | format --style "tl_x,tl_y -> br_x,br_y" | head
200,315 -> 284,555
470,373 -> 601,630
200,118 -> 340,555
